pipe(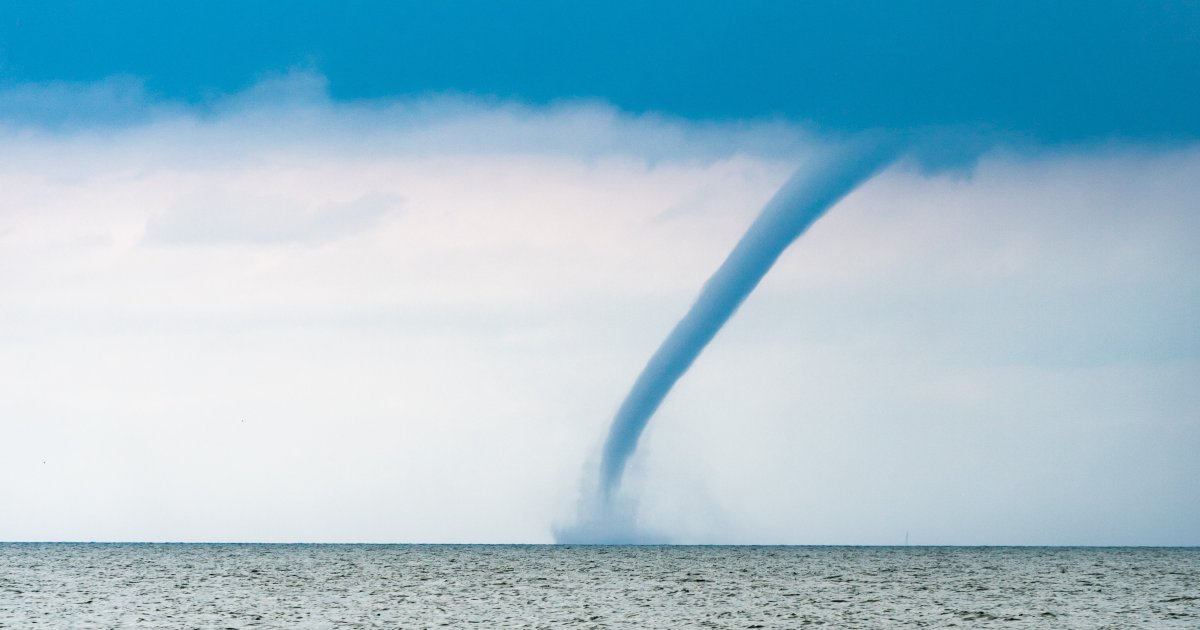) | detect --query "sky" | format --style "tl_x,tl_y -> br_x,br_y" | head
1,2 -> 1197,544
